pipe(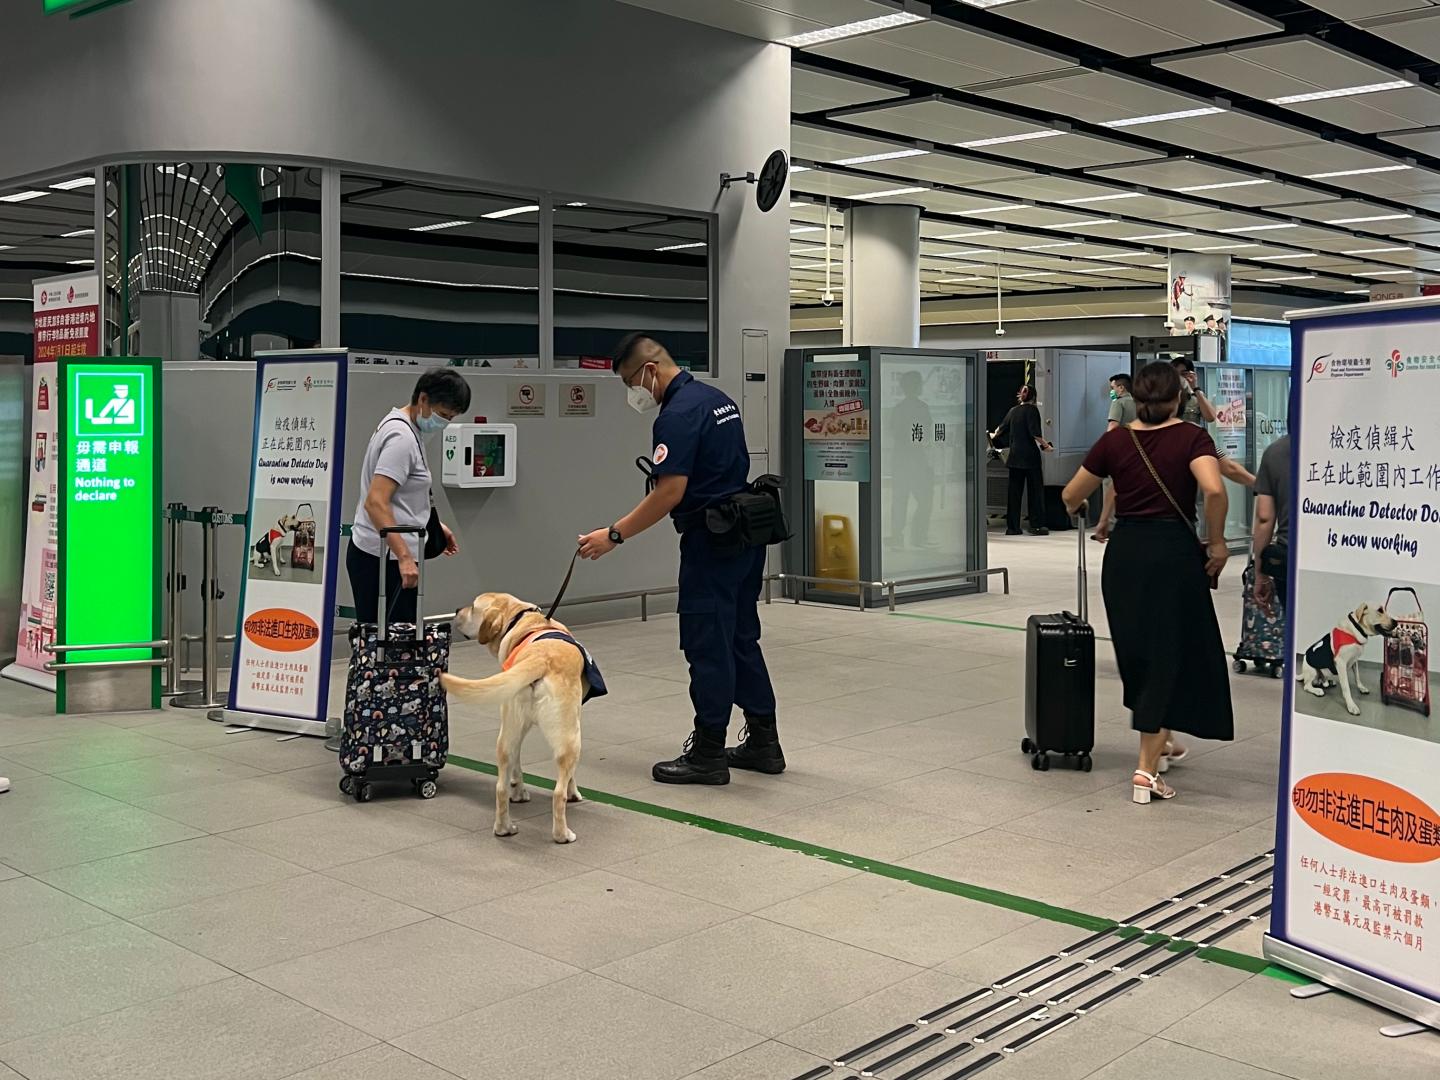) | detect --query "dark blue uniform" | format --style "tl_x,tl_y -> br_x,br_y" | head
651,371 -> 775,734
